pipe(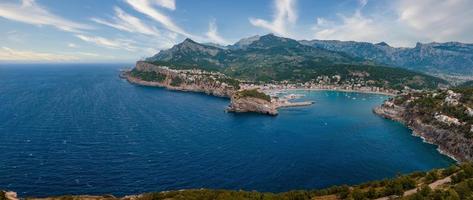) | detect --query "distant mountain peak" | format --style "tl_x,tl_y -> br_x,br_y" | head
230,35 -> 261,49
249,33 -> 299,48
375,42 -> 390,47
182,38 -> 198,44
260,33 -> 284,40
